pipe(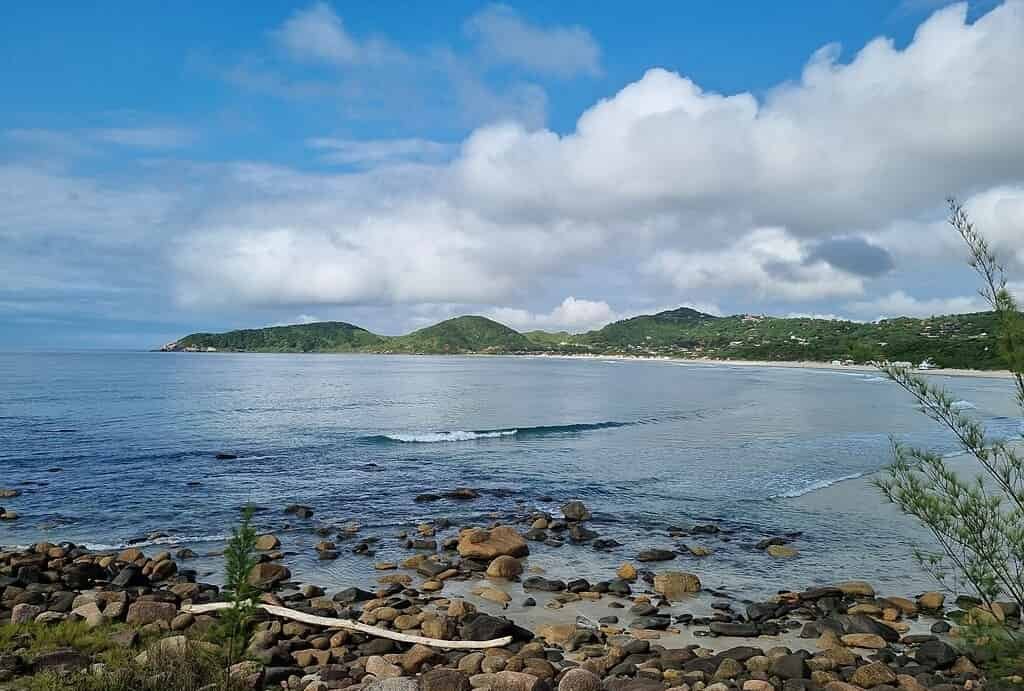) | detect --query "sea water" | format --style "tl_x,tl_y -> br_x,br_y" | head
1,352 -> 1020,597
